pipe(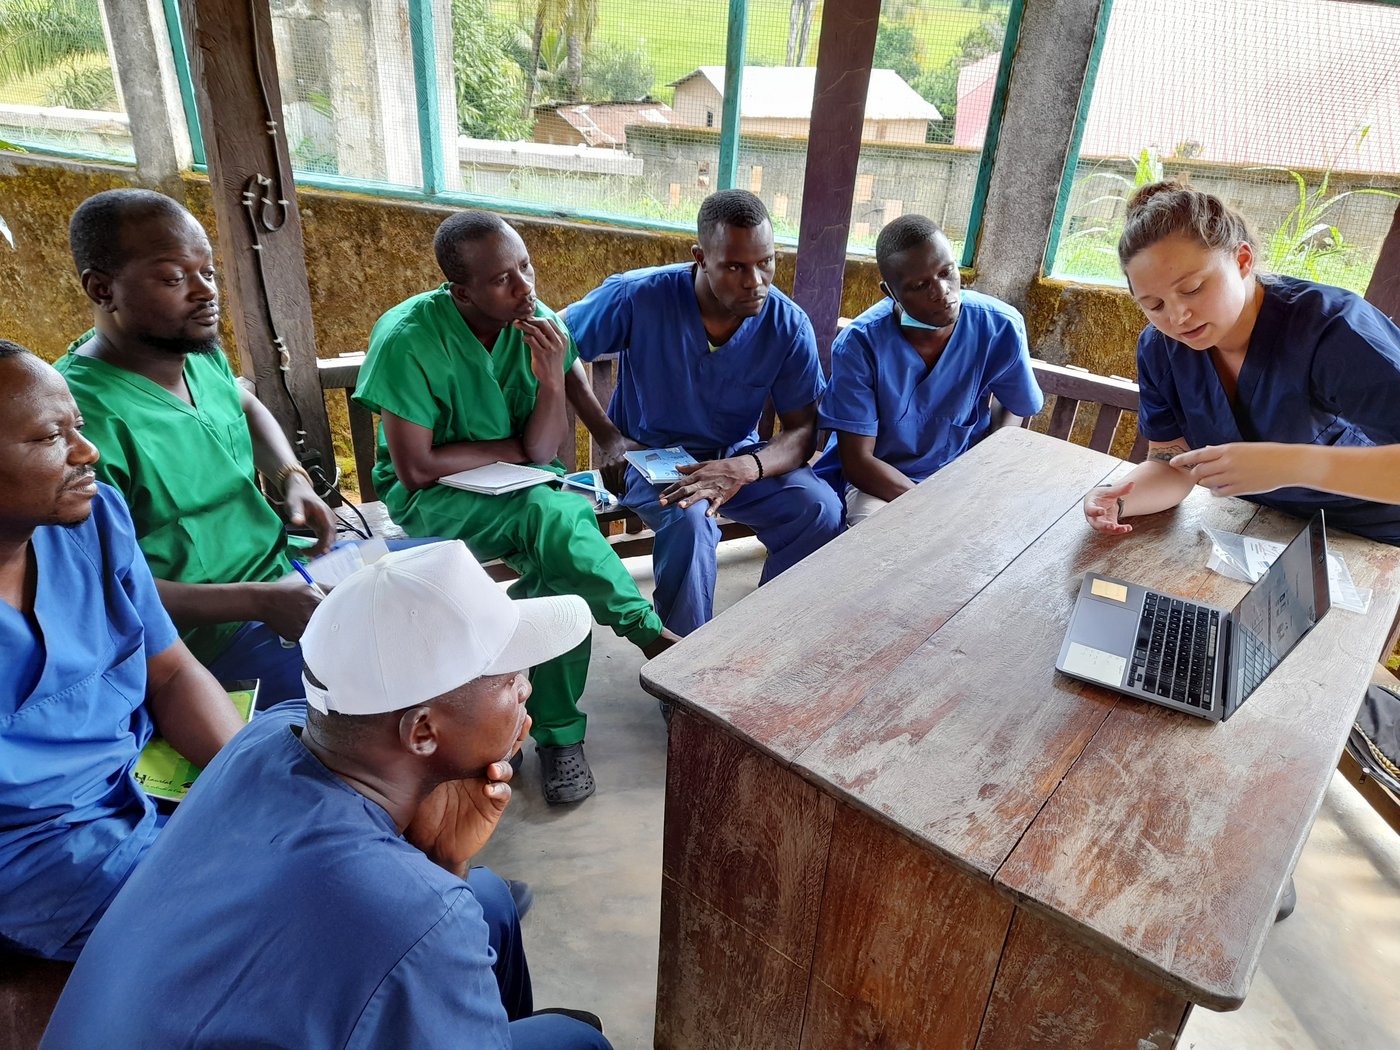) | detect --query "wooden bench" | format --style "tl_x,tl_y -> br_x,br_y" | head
0,955 -> 73,1050
1021,360 -> 1148,462
317,353 -> 1152,529
316,354 -> 759,579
